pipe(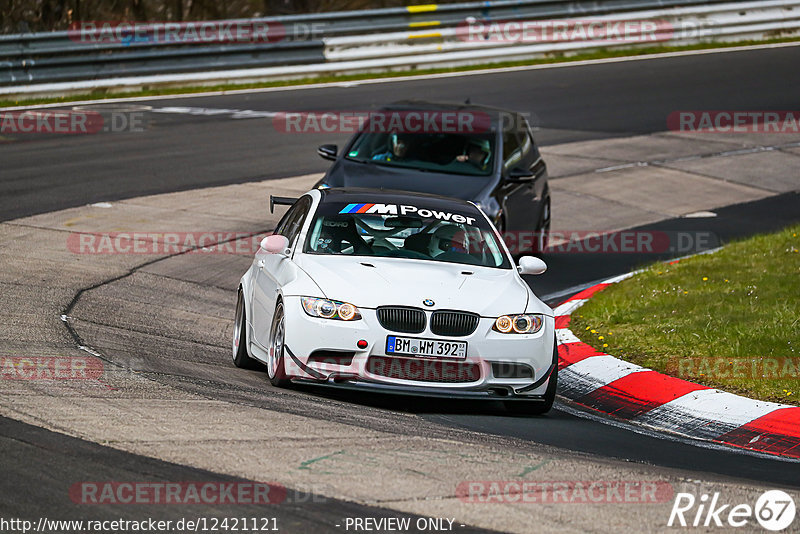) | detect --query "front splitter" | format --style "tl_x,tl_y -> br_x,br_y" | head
290,378 -> 547,402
